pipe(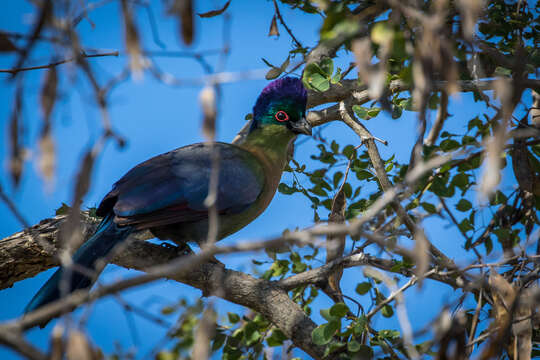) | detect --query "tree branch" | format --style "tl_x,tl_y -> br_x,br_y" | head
0,214 -> 330,359
338,100 -> 455,269
0,51 -> 119,74
0,327 -> 46,360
